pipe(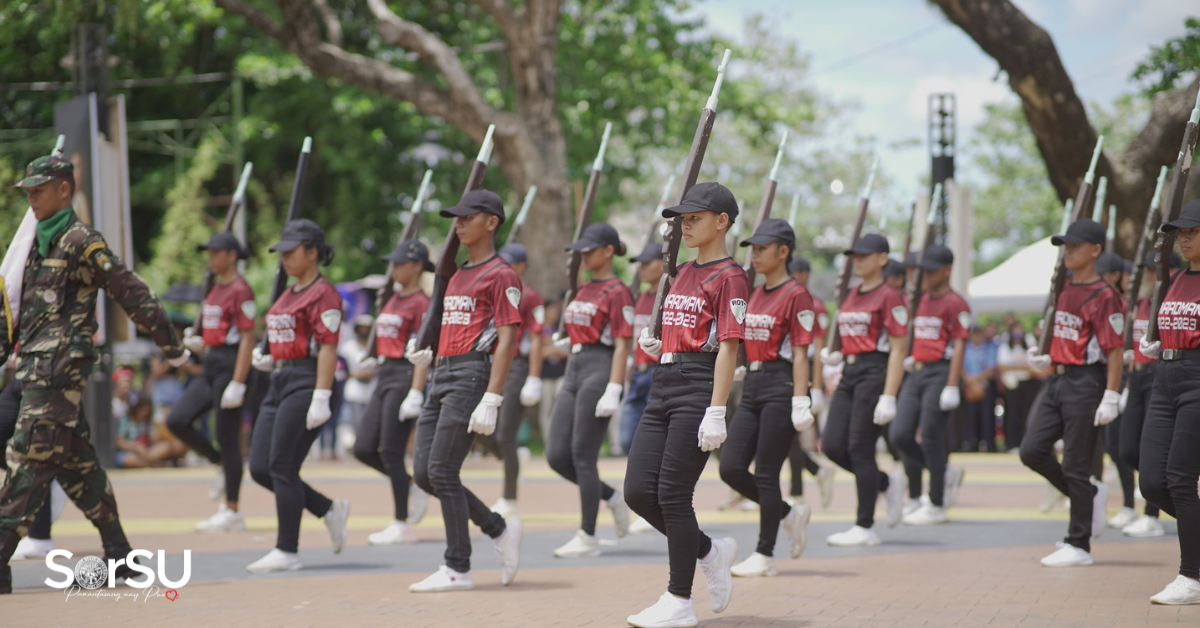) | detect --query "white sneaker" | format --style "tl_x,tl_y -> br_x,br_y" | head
195,504 -> 246,533
626,592 -> 698,628
629,517 -> 657,534
903,503 -> 949,526
246,548 -> 302,574
408,486 -> 429,525
1123,515 -> 1165,538
826,525 -> 881,547
491,498 -> 520,520
698,537 -> 736,613
717,490 -> 745,511
1040,544 -> 1093,567
12,536 -> 53,560
208,469 -> 226,502
731,552 -> 777,577
816,463 -> 835,509
1040,485 -> 1067,513
884,469 -> 905,528
409,565 -> 474,592
1090,478 -> 1109,539
494,518 -> 522,585
608,490 -> 631,538
553,530 -> 601,558
1150,575 -> 1200,605
325,499 -> 350,554
368,520 -> 418,545
943,466 -> 964,509
1107,506 -> 1138,530
902,498 -> 922,517
782,503 -> 810,559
